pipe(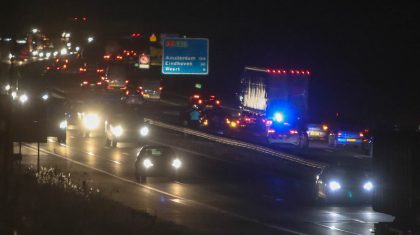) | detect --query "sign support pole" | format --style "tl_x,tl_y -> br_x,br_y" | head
37,142 -> 40,172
